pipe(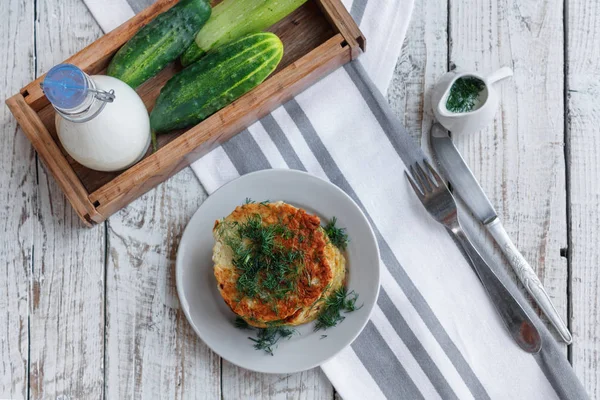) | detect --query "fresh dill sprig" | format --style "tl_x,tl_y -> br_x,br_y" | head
324,217 -> 349,250
233,318 -> 297,355
234,316 -> 252,330
314,287 -> 362,331
244,198 -> 271,206
249,325 -> 296,356
445,77 -> 485,113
